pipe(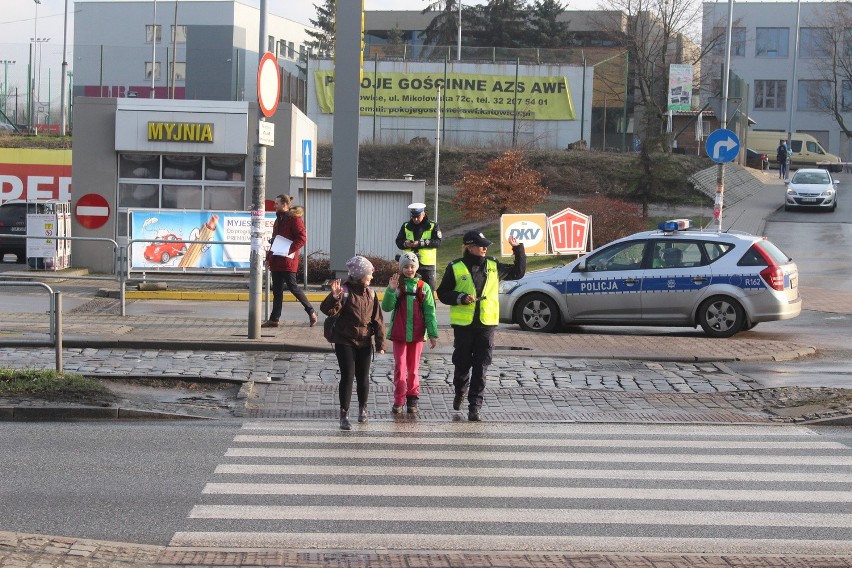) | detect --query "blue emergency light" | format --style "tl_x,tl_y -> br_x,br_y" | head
658,219 -> 691,232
